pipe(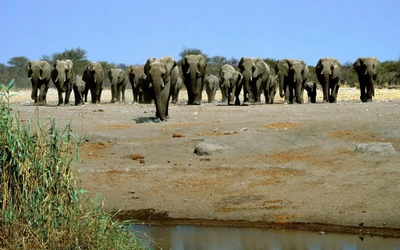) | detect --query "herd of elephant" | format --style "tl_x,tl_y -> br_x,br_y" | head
25,56 -> 380,121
